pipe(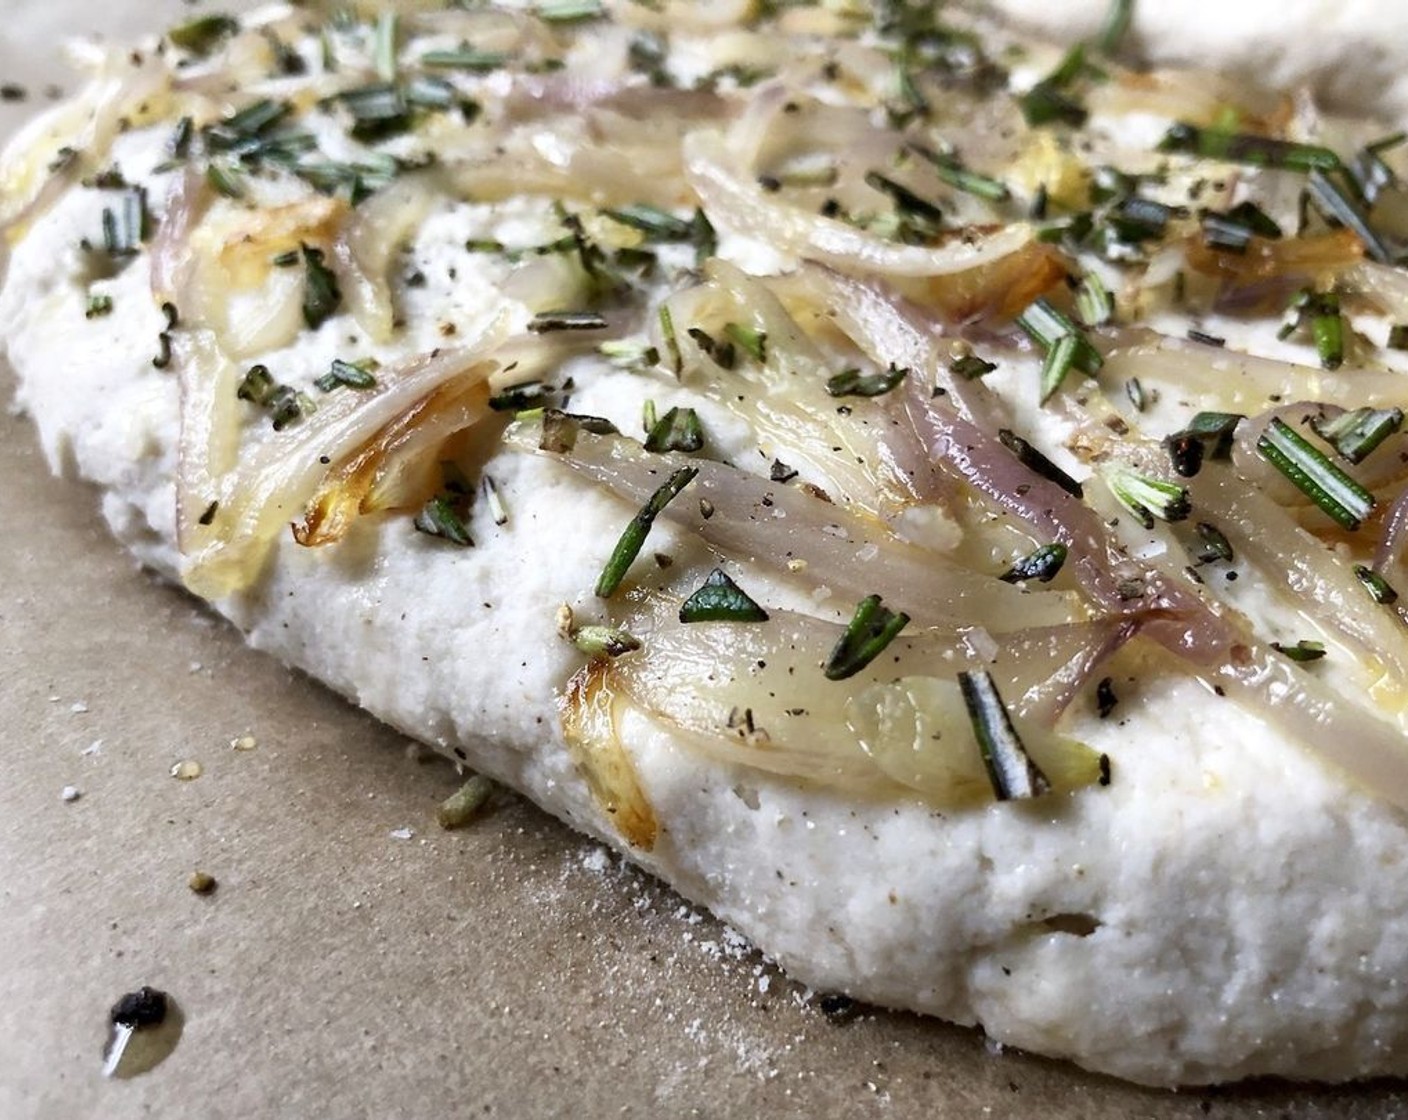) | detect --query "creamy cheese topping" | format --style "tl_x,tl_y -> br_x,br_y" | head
10,0 -> 1408,1087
